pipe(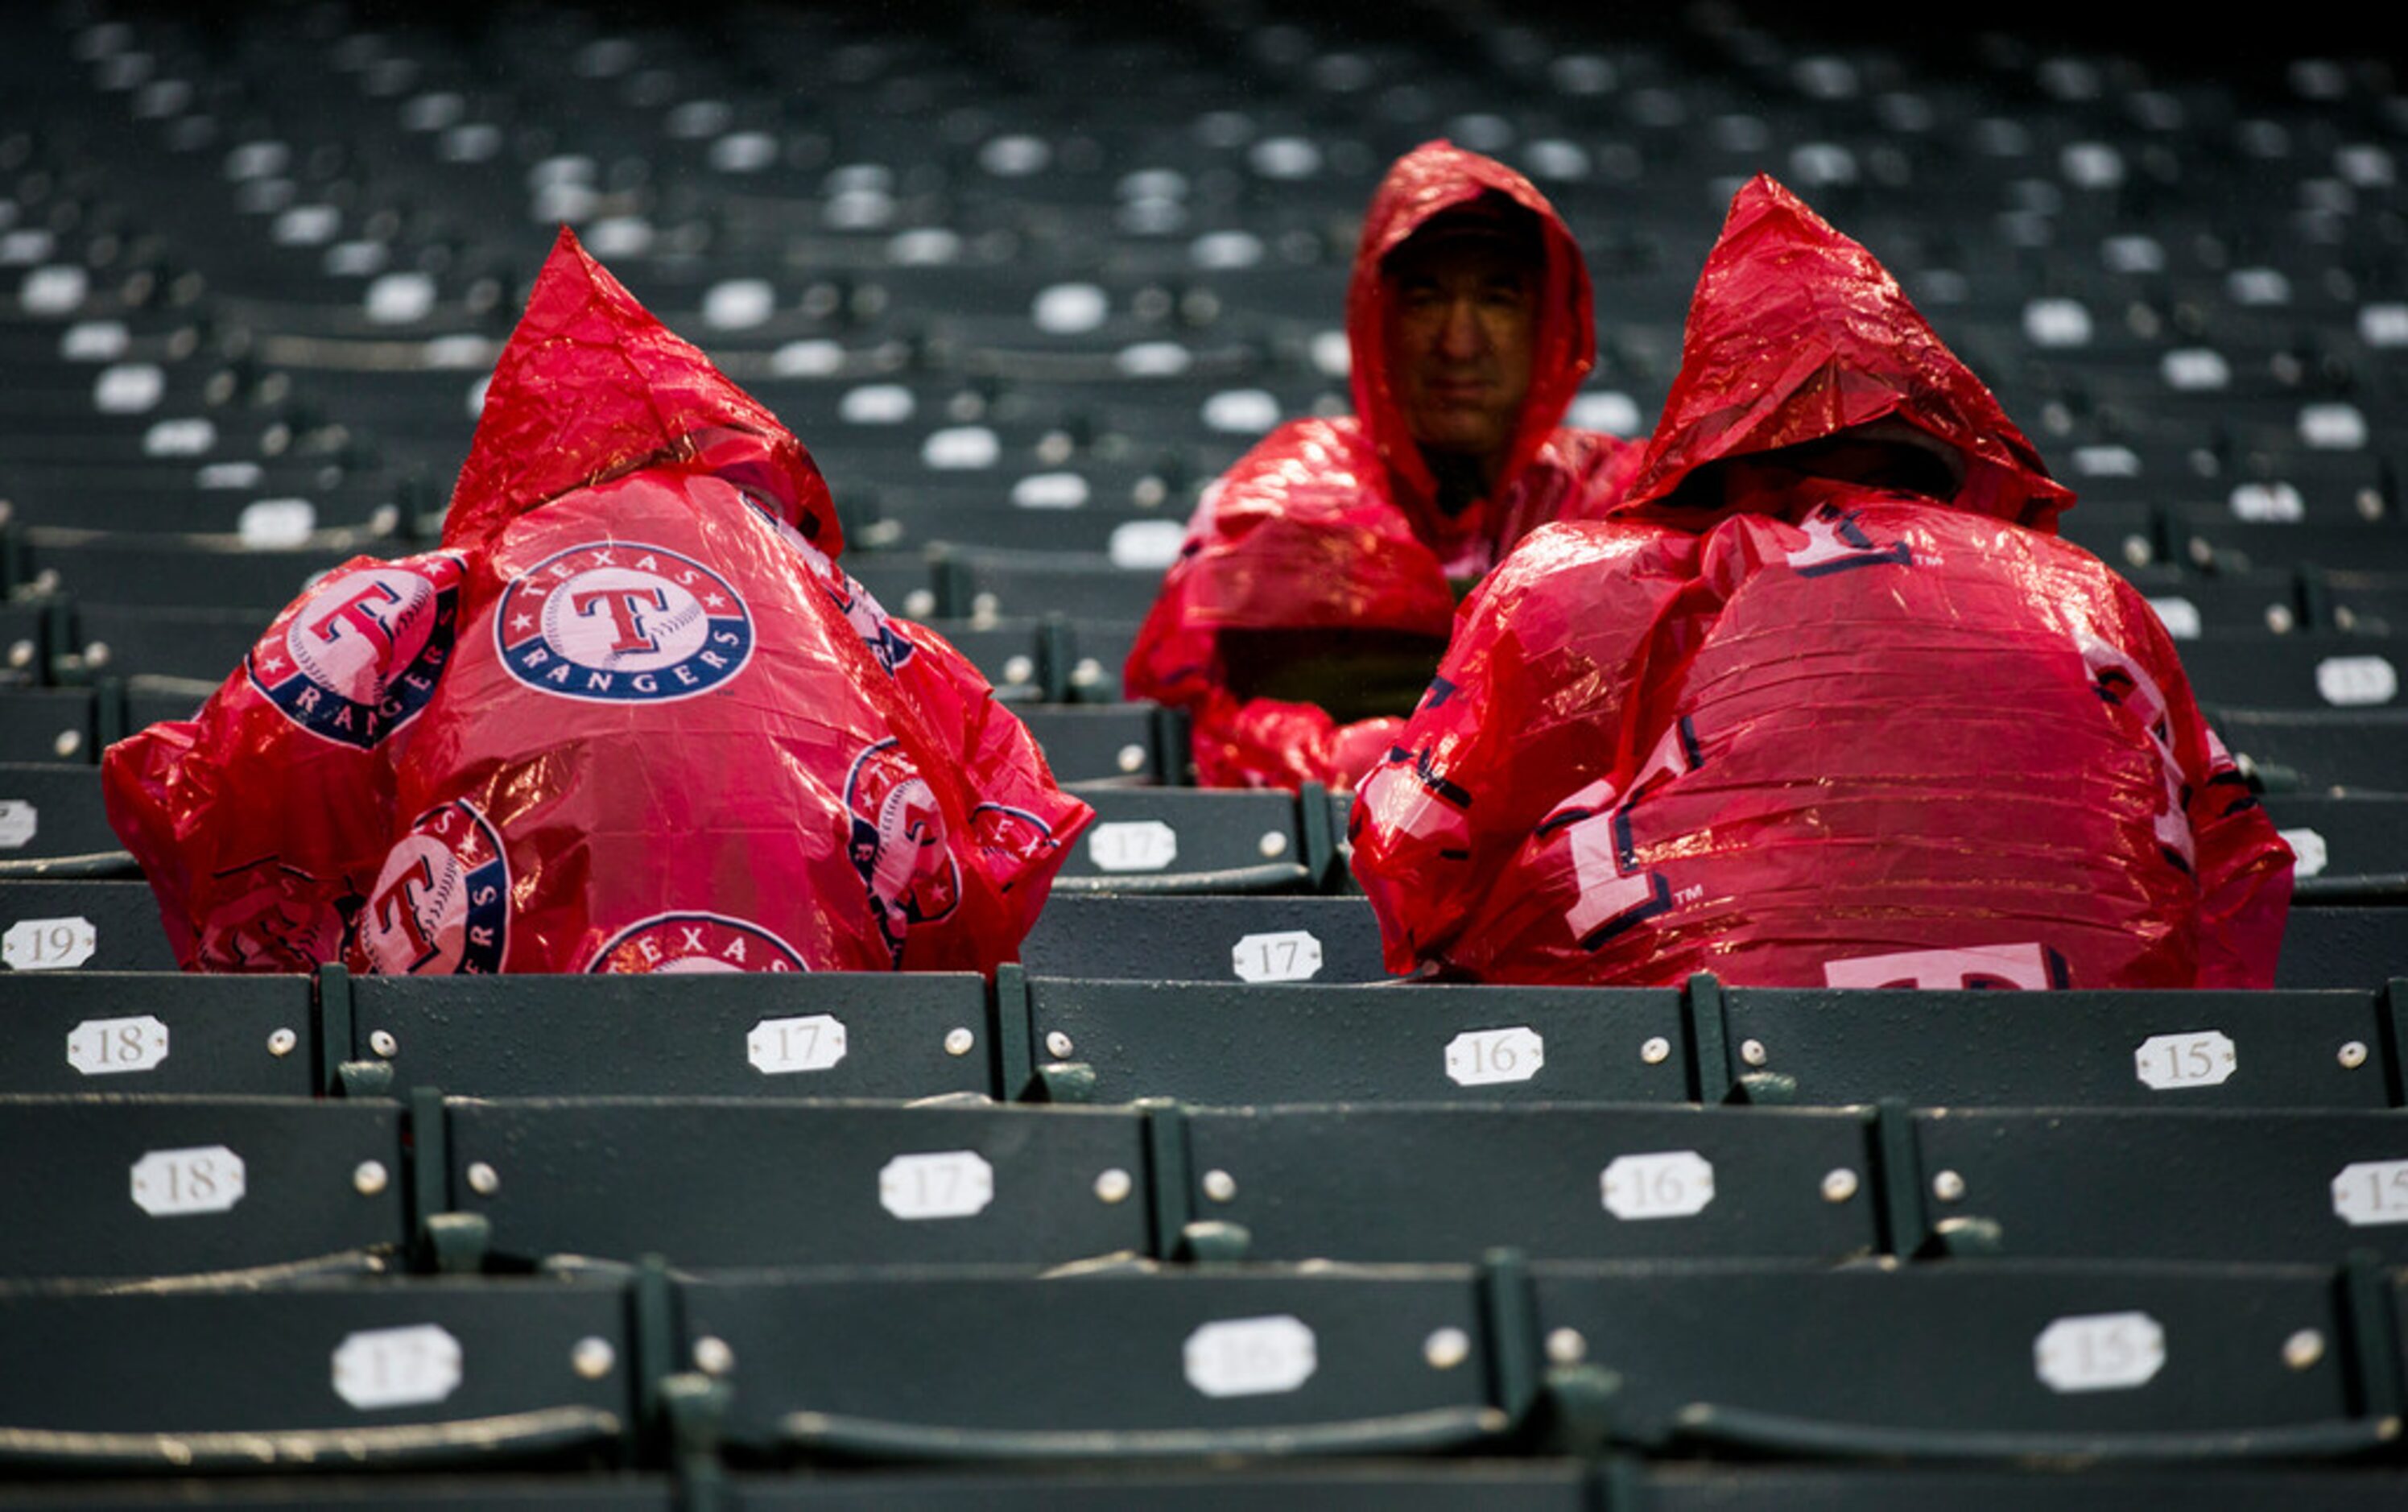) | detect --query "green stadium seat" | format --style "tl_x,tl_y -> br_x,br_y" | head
1014,976 -> 1690,1105
2264,795 -> 2408,901
338,970 -> 997,1101
678,1262 -> 1526,1463
1700,978 -> 2397,1109
435,1098 -> 1152,1270
1016,703 -> 1189,787
1533,1258 -> 2395,1461
725,1462 -> 1592,1510
1903,1107 -> 2408,1263
0,1094 -> 407,1279
1168,1103 -> 1884,1264
0,972 -> 318,1096
0,760 -> 120,860
0,688 -> 101,763
1050,787 -> 1325,895
2275,908 -> 2408,990
2216,707 -> 2408,795
0,878 -> 178,970
1632,1464 -> 2408,1510
0,1275 -> 635,1473
1018,895 -> 1390,982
